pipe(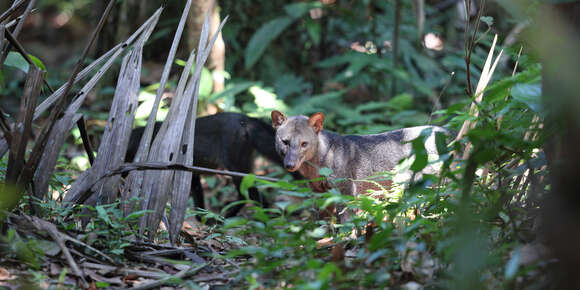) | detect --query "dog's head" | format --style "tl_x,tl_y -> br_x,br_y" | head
271,110 -> 324,172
